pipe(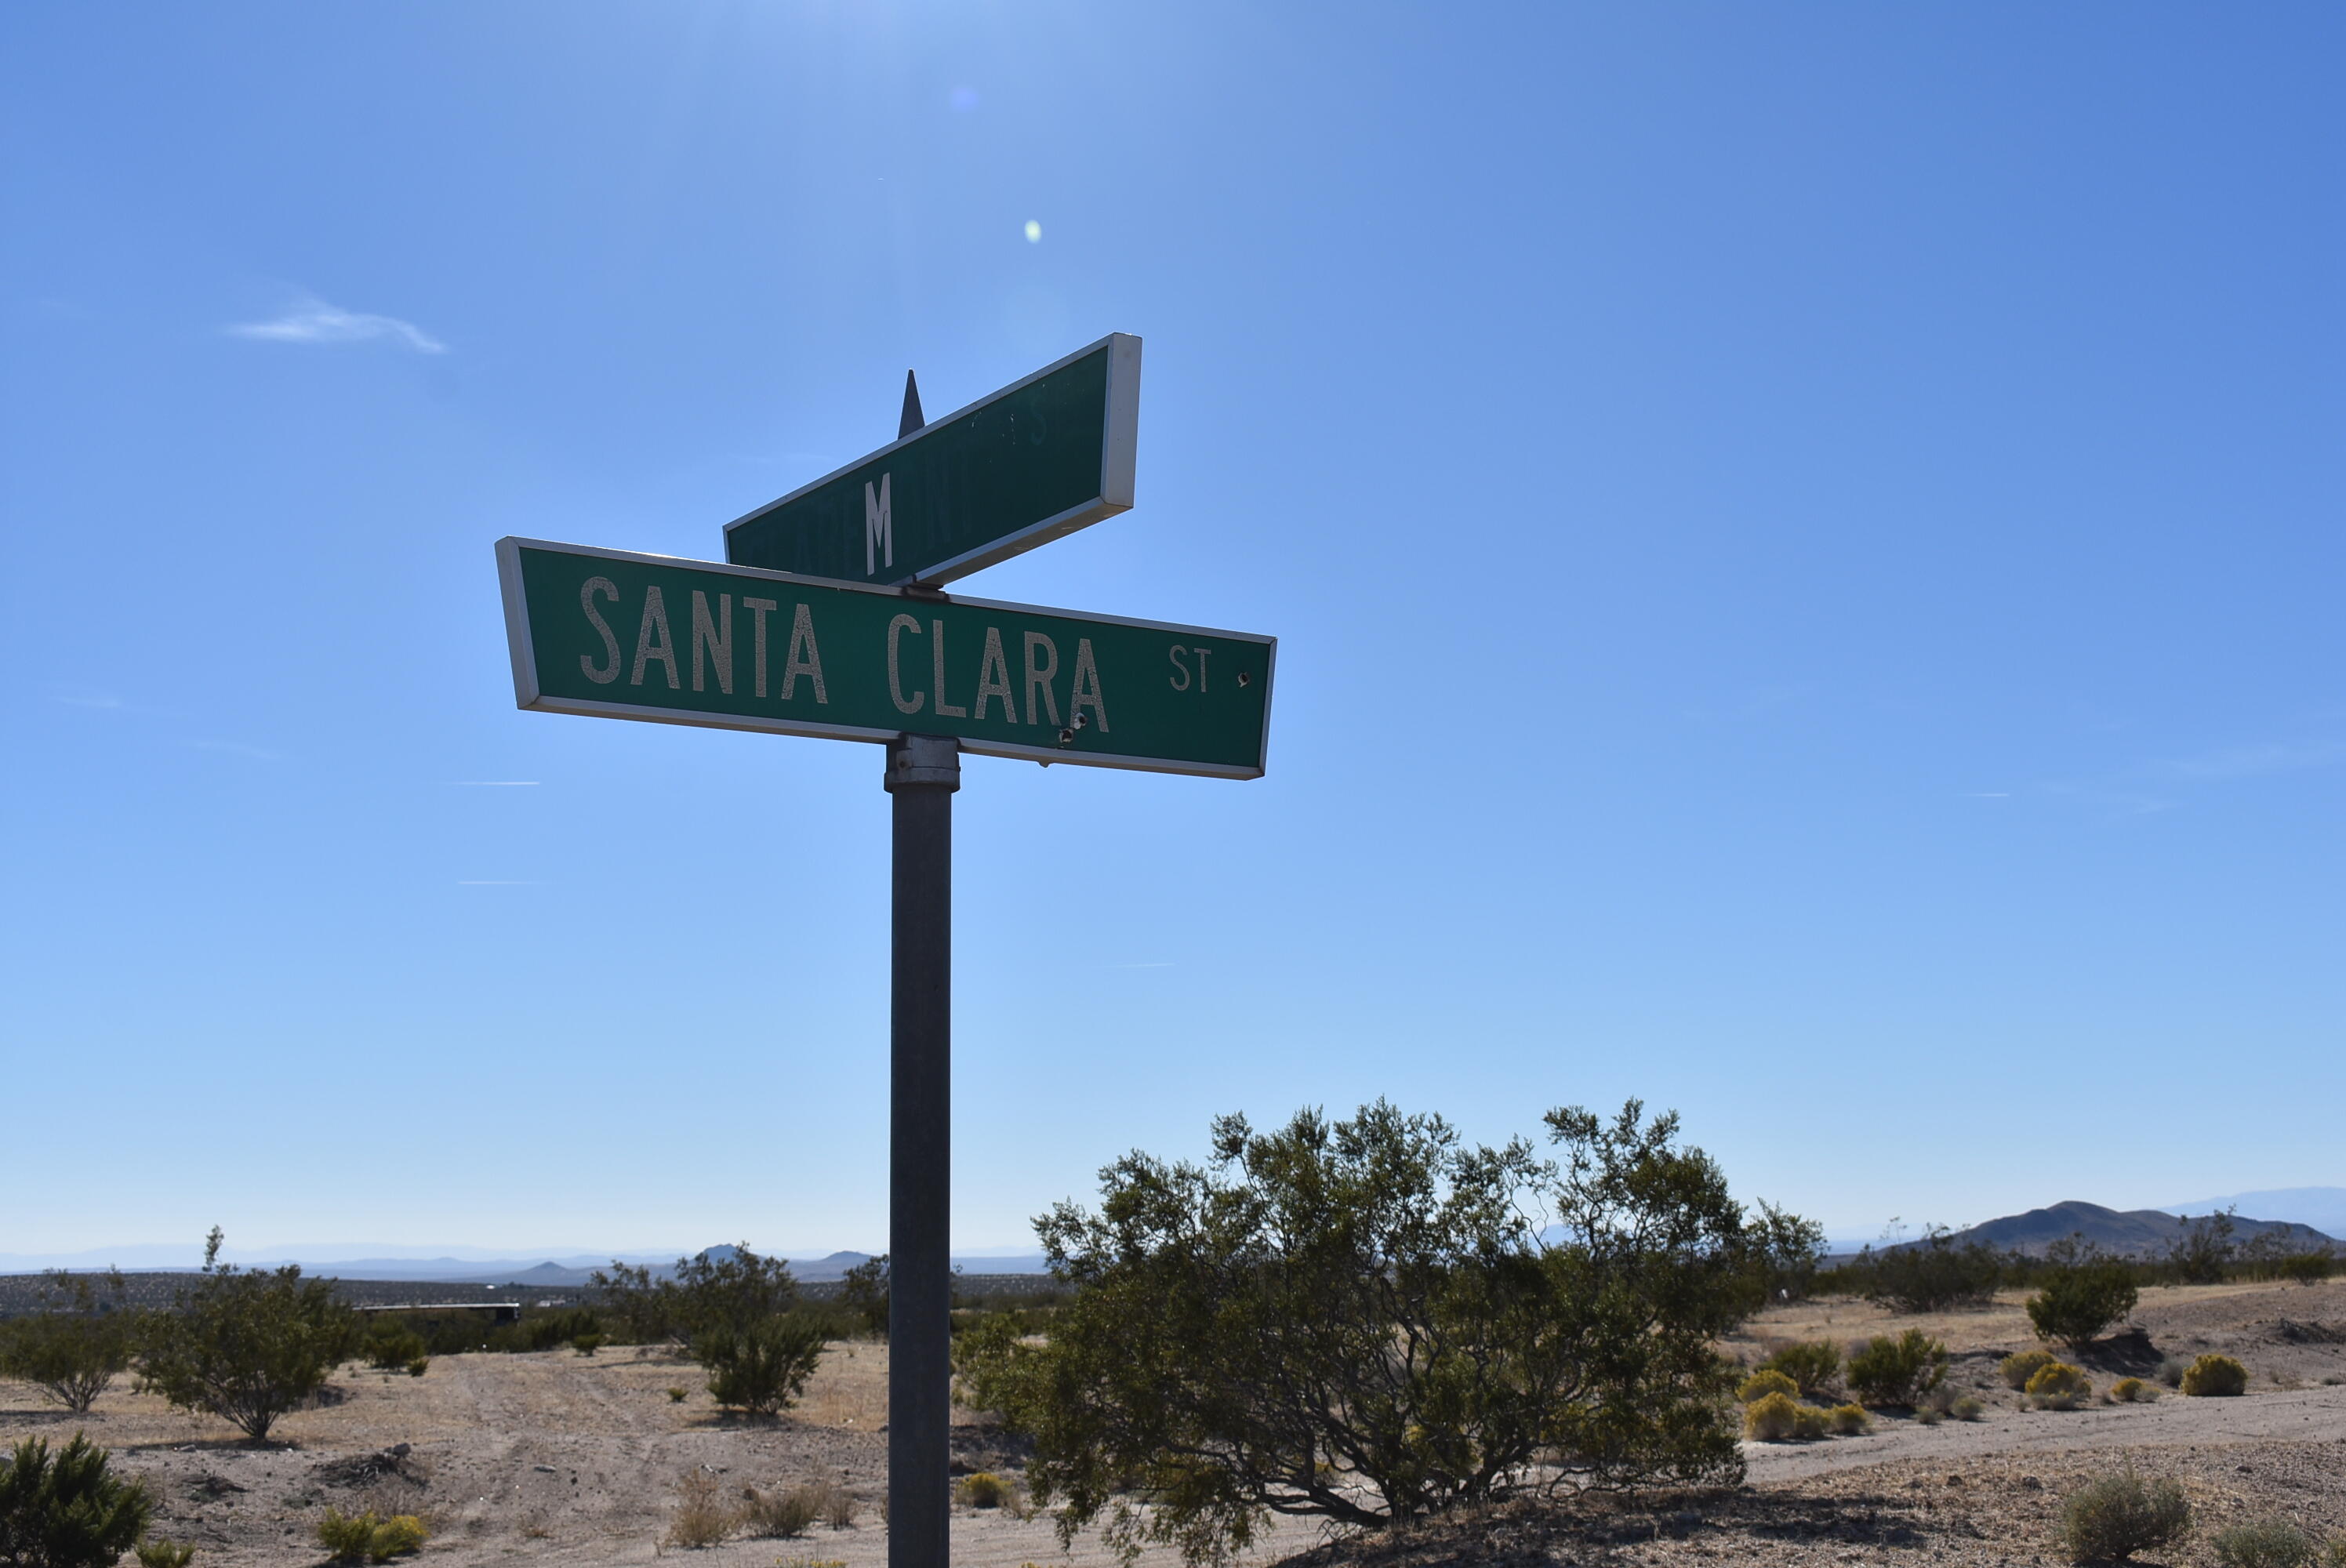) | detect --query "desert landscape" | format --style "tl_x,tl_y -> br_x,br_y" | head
8,1275 -> 2342,1567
